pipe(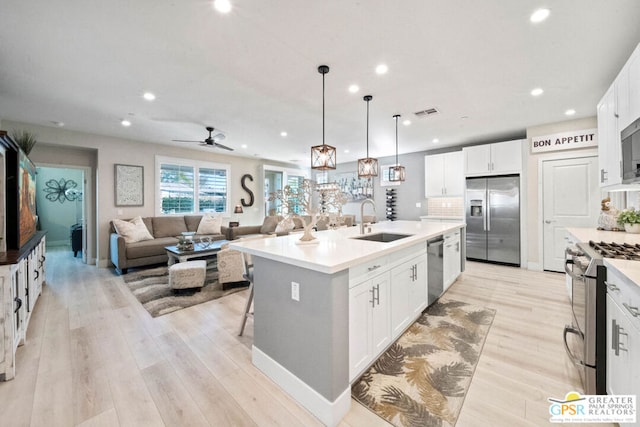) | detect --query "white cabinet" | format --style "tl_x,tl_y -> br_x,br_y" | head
390,254 -> 427,339
443,231 -> 461,291
463,139 -> 522,176
605,264 -> 640,409
597,84 -> 622,186
349,271 -> 391,381
628,46 -> 640,127
0,233 -> 46,381
596,42 -> 640,189
349,243 -> 429,381
425,152 -> 464,197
